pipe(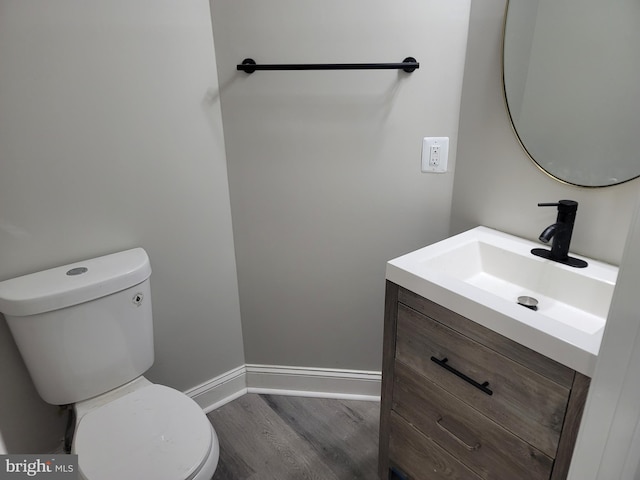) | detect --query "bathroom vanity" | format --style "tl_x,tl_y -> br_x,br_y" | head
378,227 -> 618,480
